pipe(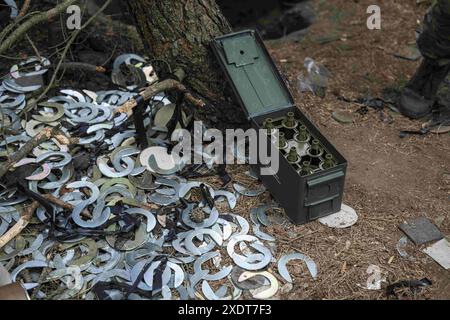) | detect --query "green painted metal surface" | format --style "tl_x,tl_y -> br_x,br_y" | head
213,30 -> 294,118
